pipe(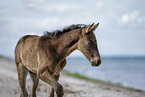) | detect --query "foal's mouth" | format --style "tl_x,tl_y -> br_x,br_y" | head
91,59 -> 101,66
